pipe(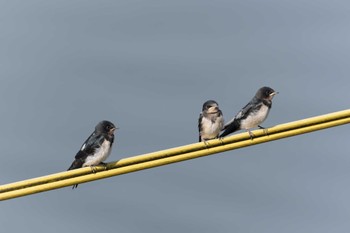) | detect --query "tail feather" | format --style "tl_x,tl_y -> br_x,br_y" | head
220,120 -> 240,137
